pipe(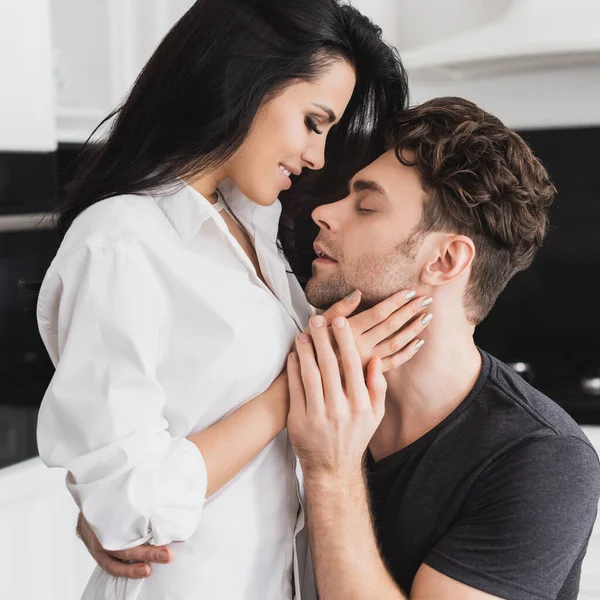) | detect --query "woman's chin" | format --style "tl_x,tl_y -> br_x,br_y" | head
252,190 -> 281,206
234,183 -> 278,206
